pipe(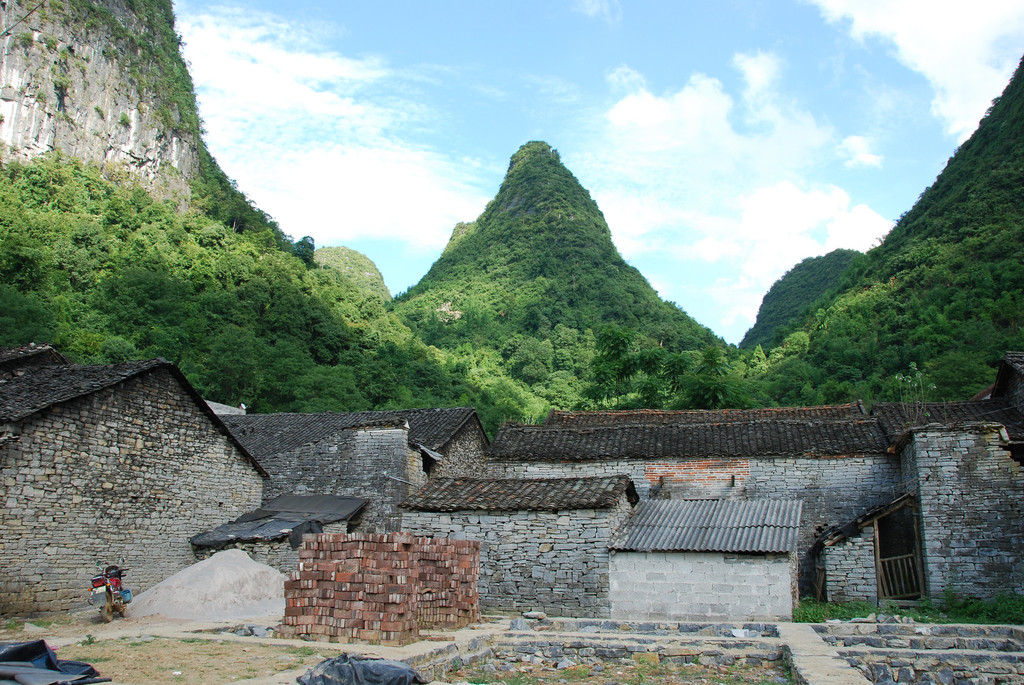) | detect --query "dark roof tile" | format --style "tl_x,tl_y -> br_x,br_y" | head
545,402 -> 866,427
221,407 -> 483,461
872,400 -> 1024,442
0,359 -> 166,422
401,475 -> 638,512
488,419 -> 890,460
